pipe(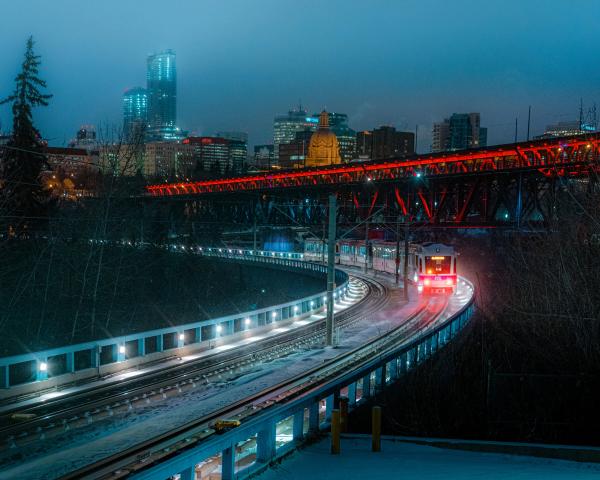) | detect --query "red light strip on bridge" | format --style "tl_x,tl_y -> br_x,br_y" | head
146,134 -> 600,197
